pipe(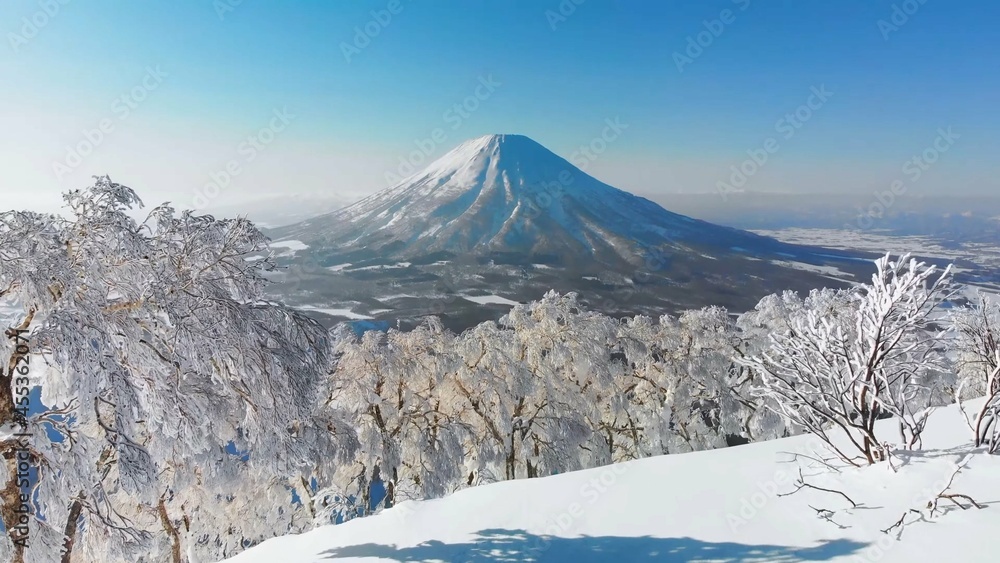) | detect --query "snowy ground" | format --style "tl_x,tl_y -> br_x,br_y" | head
294,305 -> 372,320
269,239 -> 309,252
756,228 -> 1000,288
224,400 -> 997,562
462,294 -> 522,306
